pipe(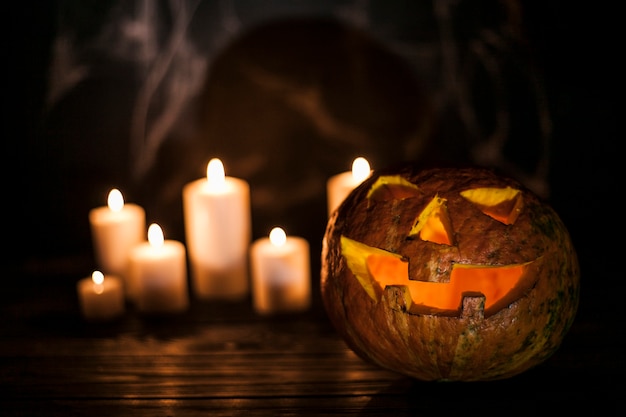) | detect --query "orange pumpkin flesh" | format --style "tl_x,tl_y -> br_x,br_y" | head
366,248 -> 529,314
321,165 -> 580,381
342,236 -> 533,316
